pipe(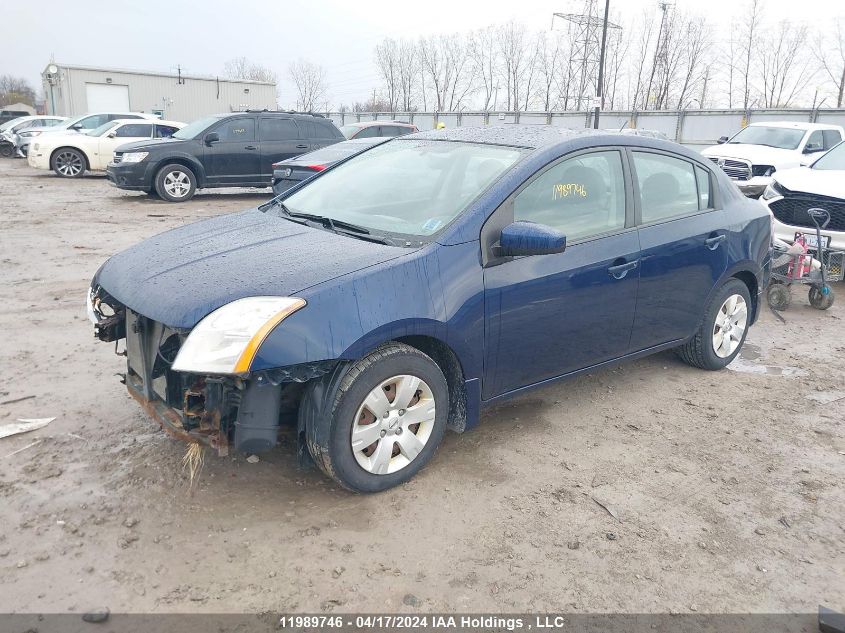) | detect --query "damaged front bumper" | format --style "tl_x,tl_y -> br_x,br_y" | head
87,286 -> 335,457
